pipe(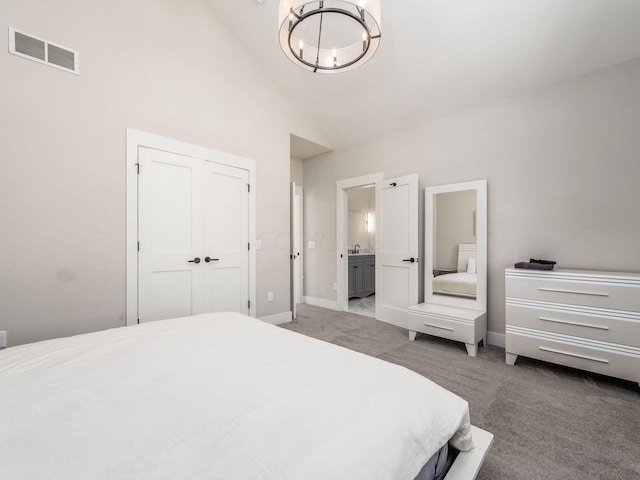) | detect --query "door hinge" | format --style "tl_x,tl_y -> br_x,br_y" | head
135,163 -> 140,174
247,183 -> 250,193
248,242 -> 250,251
137,318 -> 140,324
248,300 -> 251,309
137,241 -> 140,252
